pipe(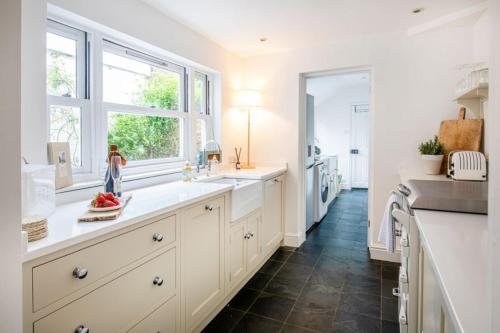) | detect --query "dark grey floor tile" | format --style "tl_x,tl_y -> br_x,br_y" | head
280,324 -> 318,333
381,297 -> 398,322
297,283 -> 342,309
382,265 -> 399,281
264,276 -> 306,300
276,262 -> 314,282
271,248 -> 294,262
296,242 -> 324,255
307,268 -> 346,291
381,320 -> 399,333
259,260 -> 285,275
229,288 -> 261,311
343,274 -> 381,296
245,272 -> 273,290
321,247 -> 354,261
381,279 -> 398,299
202,306 -> 244,333
347,260 -> 381,278
333,311 -> 380,333
248,293 -> 295,321
315,257 -> 349,276
286,302 -> 335,332
338,292 -> 381,319
287,251 -> 320,267
232,313 -> 282,333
